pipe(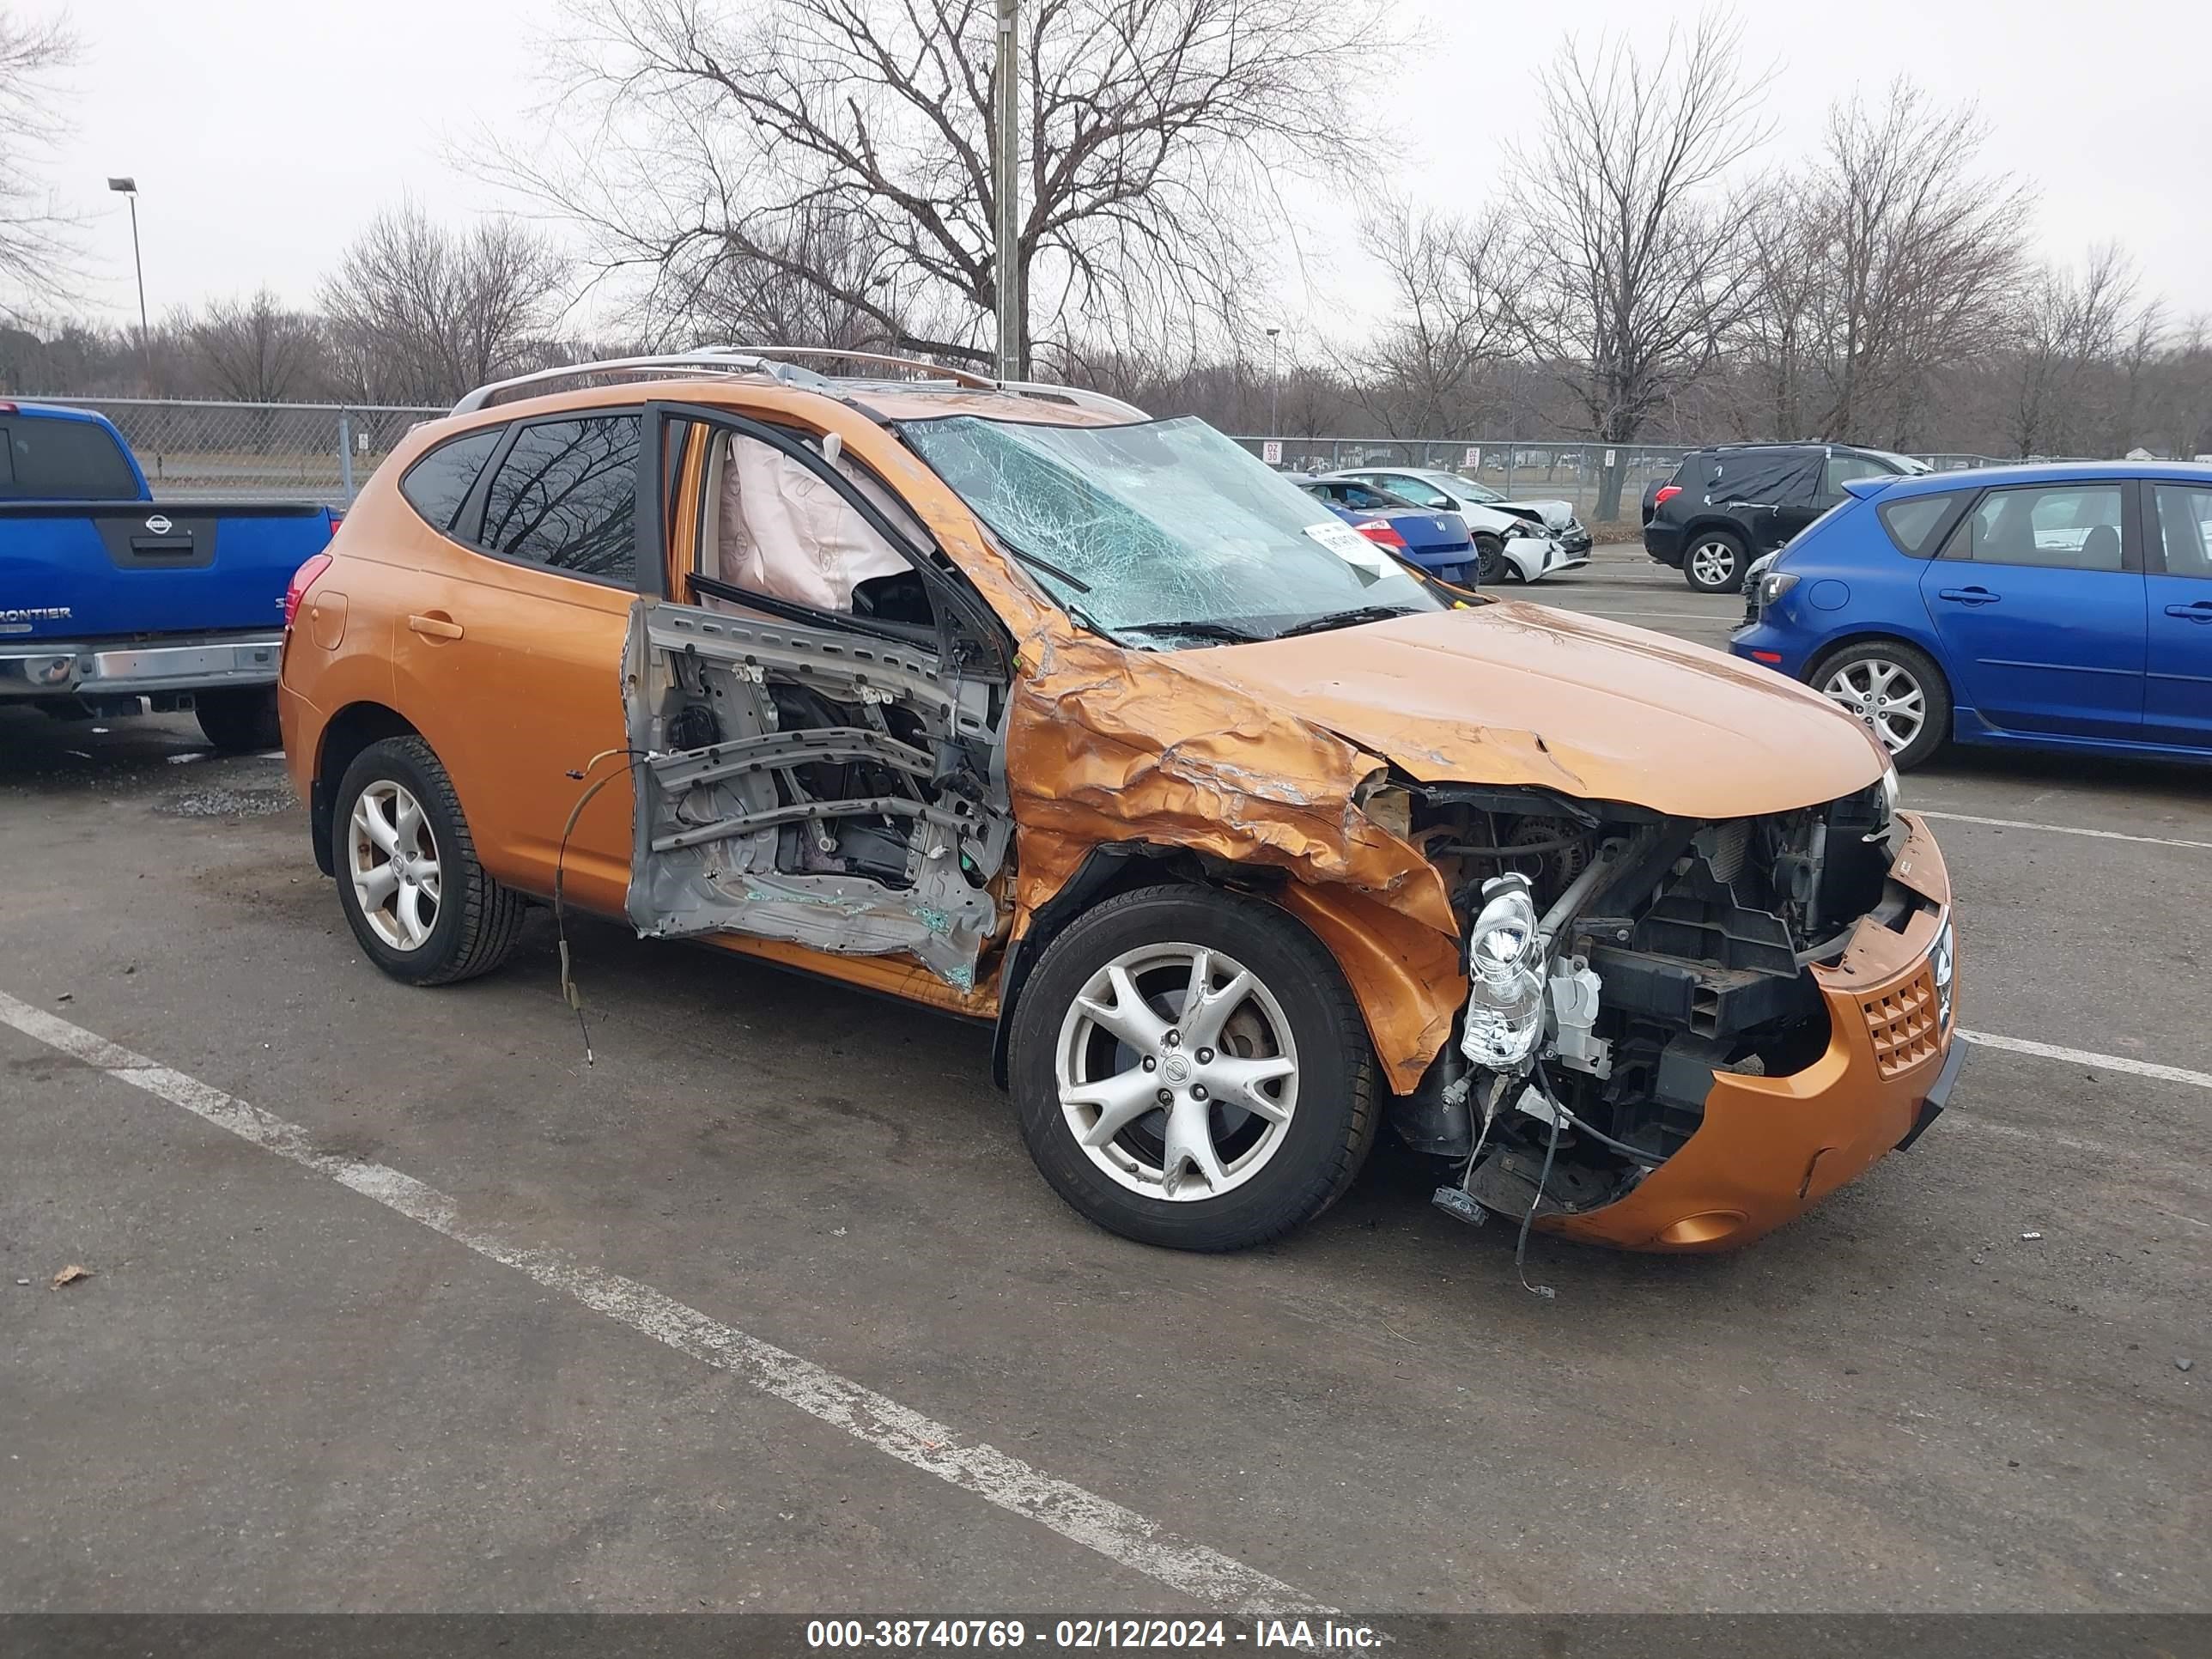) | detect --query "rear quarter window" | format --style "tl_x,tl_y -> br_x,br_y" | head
1875,491 -> 1963,557
0,416 -> 142,500
399,428 -> 503,535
